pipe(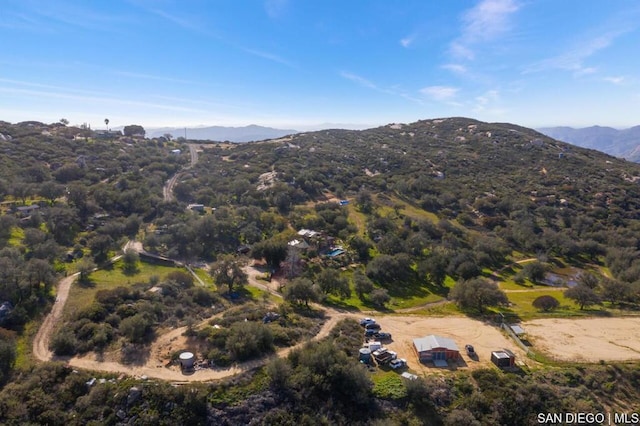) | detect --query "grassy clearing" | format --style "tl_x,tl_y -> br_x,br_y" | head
192,268 -> 215,288
500,288 -> 586,320
371,370 -> 408,399
63,260 -> 182,320
324,288 -> 446,313
388,292 -> 446,310
382,194 -> 440,224
346,204 -> 367,236
404,301 -> 460,316
8,227 -> 24,247
498,278 -> 539,291
242,284 -> 281,304
14,321 -> 37,370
